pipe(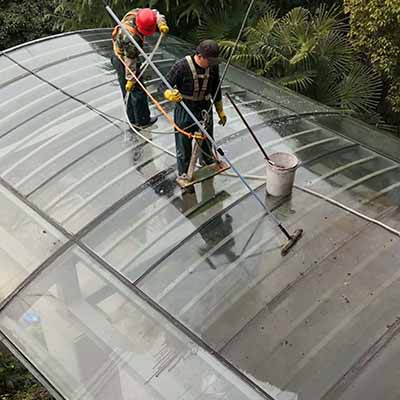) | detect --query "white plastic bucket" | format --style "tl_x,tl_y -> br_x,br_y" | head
266,152 -> 298,196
